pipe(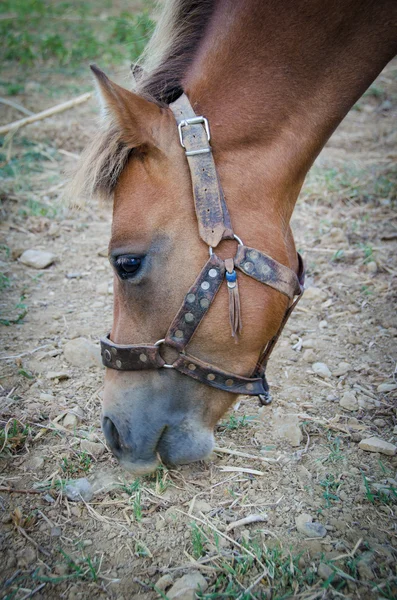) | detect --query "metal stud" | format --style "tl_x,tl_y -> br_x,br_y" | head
104,349 -> 111,362
207,373 -> 215,381
249,250 -> 259,259
200,298 -> 210,309
188,363 -> 196,371
225,379 -> 234,386
139,353 -> 147,363
201,281 -> 210,290
246,383 -> 254,391
208,268 -> 218,278
115,359 -> 122,369
260,263 -> 271,277
244,261 -> 254,273
185,312 -> 194,323
111,347 -> 117,355
175,330 -> 184,338
187,293 -> 196,303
